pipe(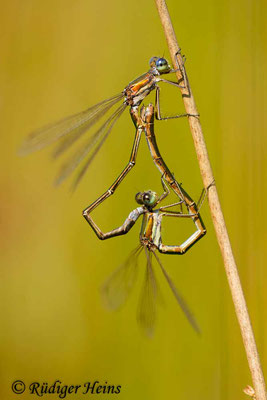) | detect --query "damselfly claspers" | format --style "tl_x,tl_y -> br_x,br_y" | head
94,177 -> 202,336
19,54 -> 195,189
